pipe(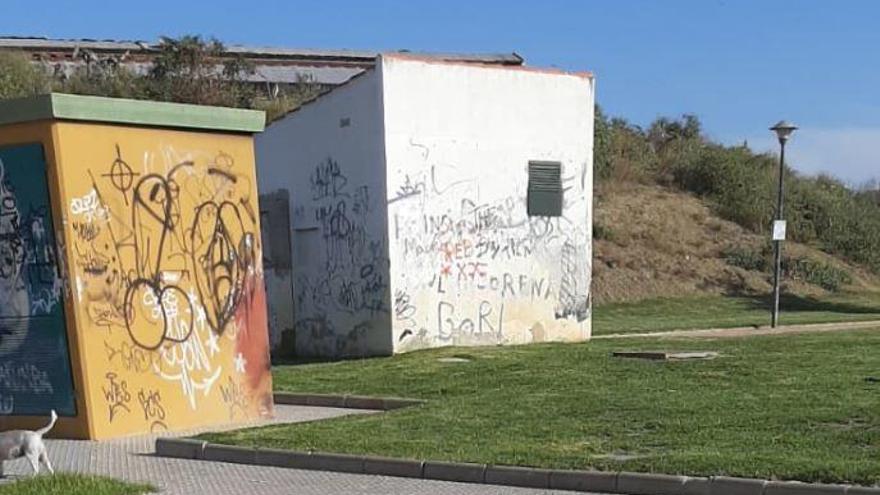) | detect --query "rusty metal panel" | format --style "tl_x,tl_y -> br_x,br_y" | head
259,189 -> 292,271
